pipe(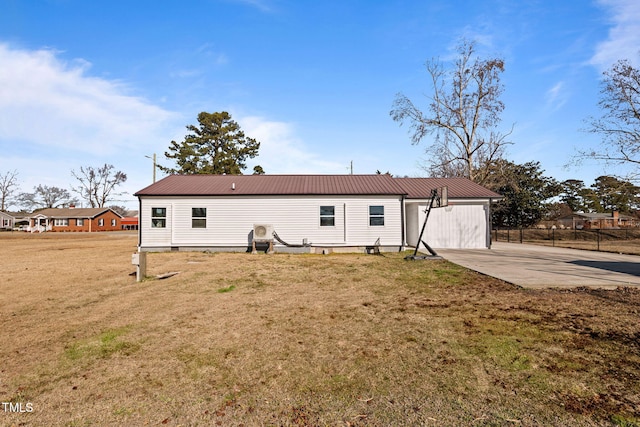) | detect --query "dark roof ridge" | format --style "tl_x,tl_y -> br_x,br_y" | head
134,174 -> 501,199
